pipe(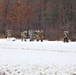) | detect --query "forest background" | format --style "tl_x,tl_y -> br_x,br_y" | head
0,0 -> 76,40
